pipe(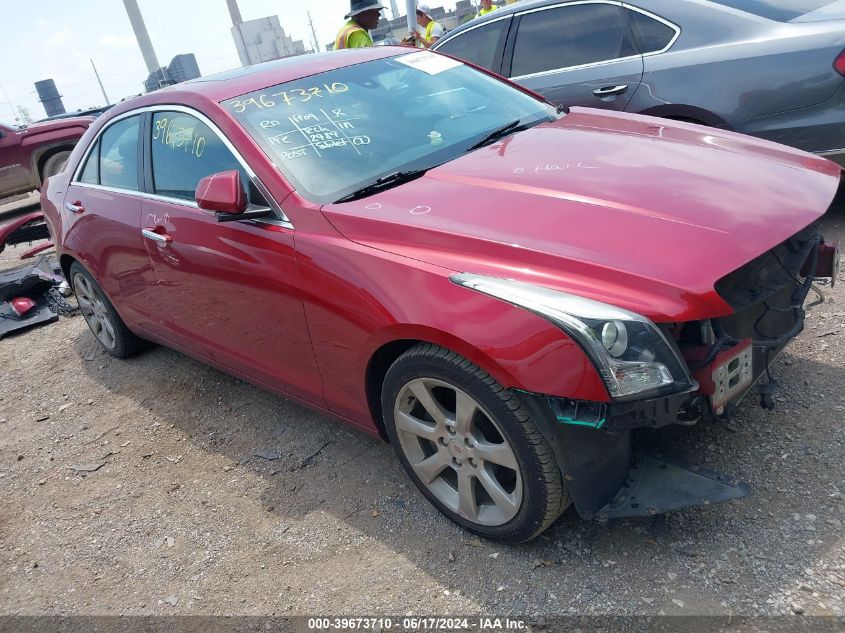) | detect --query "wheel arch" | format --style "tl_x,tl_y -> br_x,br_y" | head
59,252 -> 81,283
637,104 -> 729,128
364,329 -> 525,441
